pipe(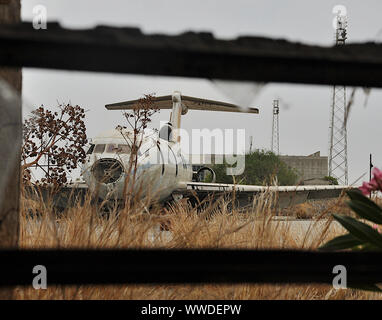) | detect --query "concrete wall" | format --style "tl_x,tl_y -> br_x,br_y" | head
279,152 -> 328,182
188,152 -> 328,183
